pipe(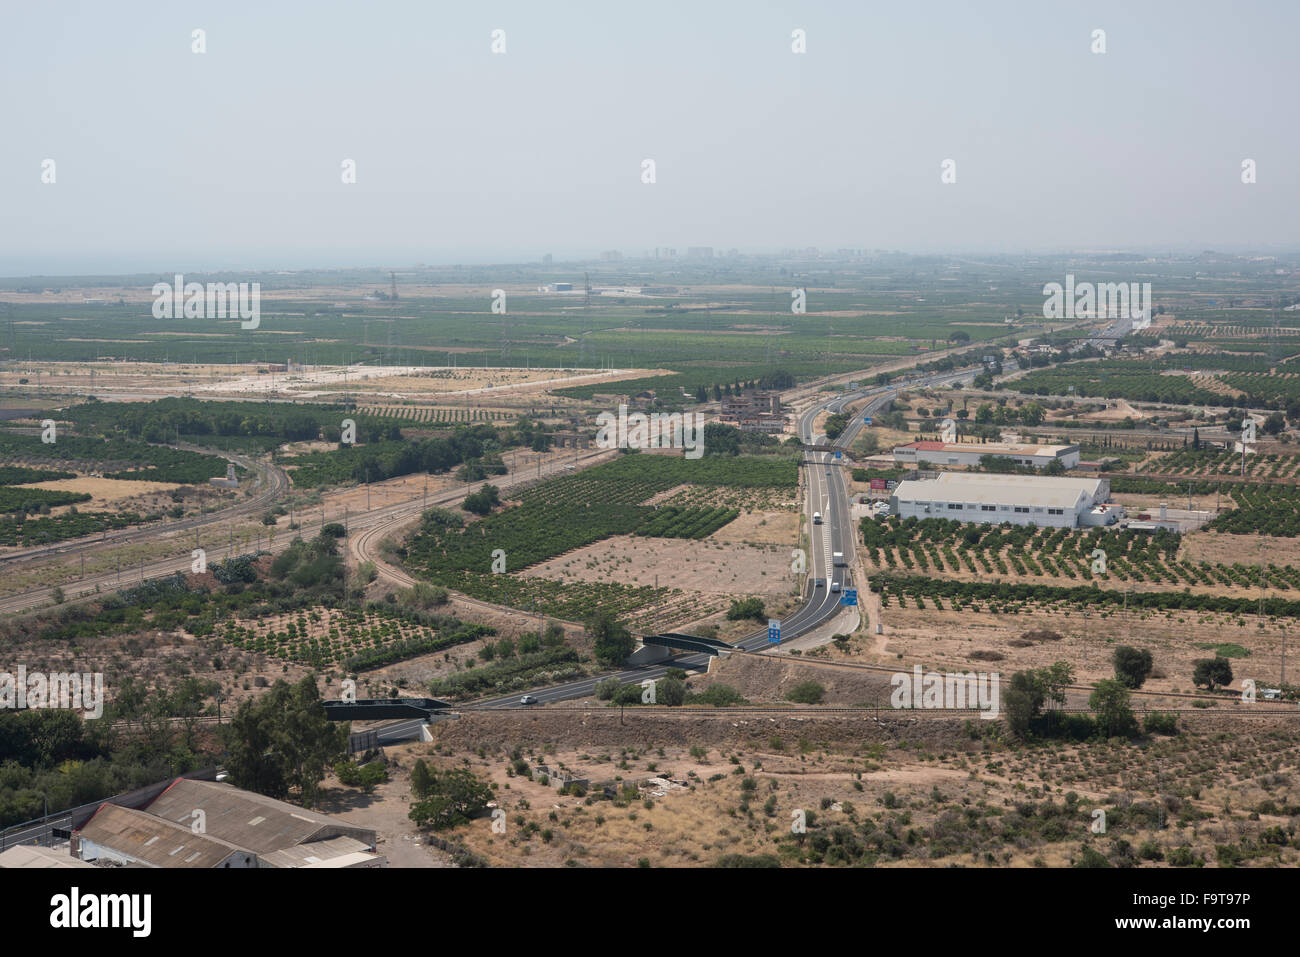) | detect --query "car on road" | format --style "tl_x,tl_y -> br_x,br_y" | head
831,581 -> 842,593
520,695 -> 538,705
813,578 -> 825,588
